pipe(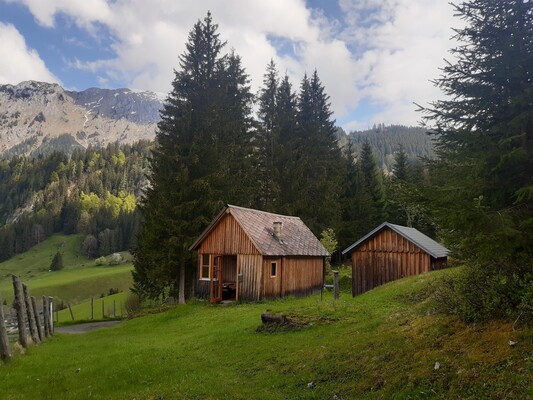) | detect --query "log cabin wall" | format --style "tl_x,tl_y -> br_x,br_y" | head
350,227 -> 432,296
198,214 -> 260,256
262,257 -> 282,298
237,254 -> 263,300
282,257 -> 323,296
